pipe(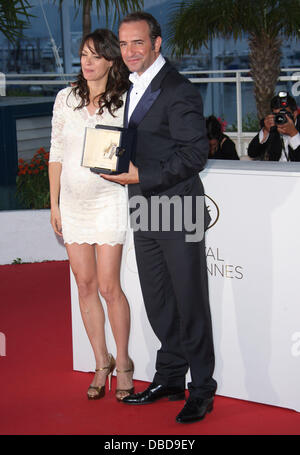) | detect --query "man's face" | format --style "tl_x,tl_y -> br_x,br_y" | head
119,20 -> 161,75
